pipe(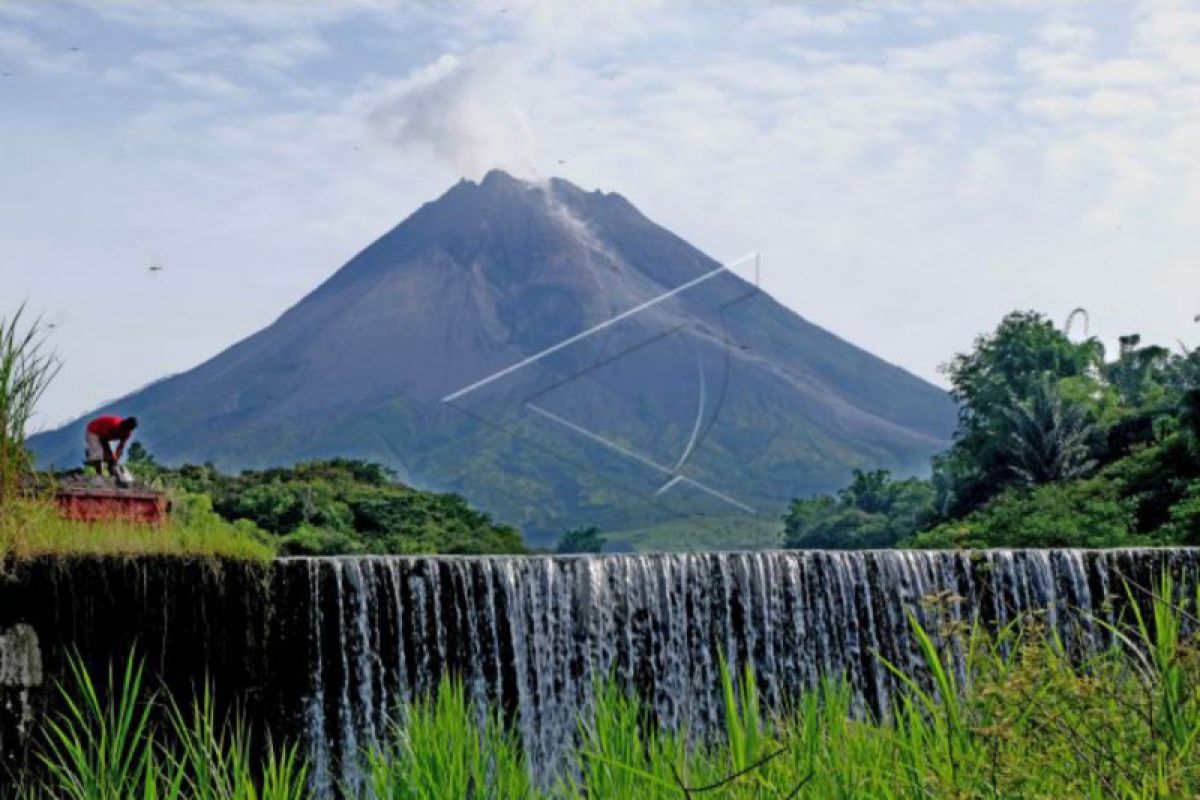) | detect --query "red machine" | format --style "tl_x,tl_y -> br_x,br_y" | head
54,486 -> 170,524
